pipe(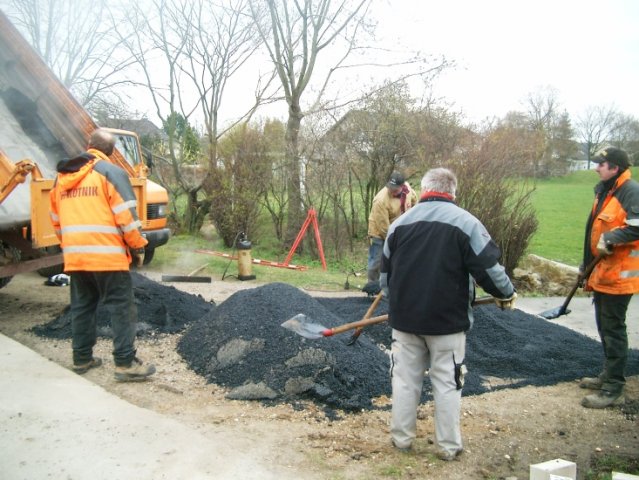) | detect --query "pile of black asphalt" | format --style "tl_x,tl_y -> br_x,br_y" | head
178,283 -> 639,413
32,275 -> 639,413
31,272 -> 214,339
177,283 -> 390,413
